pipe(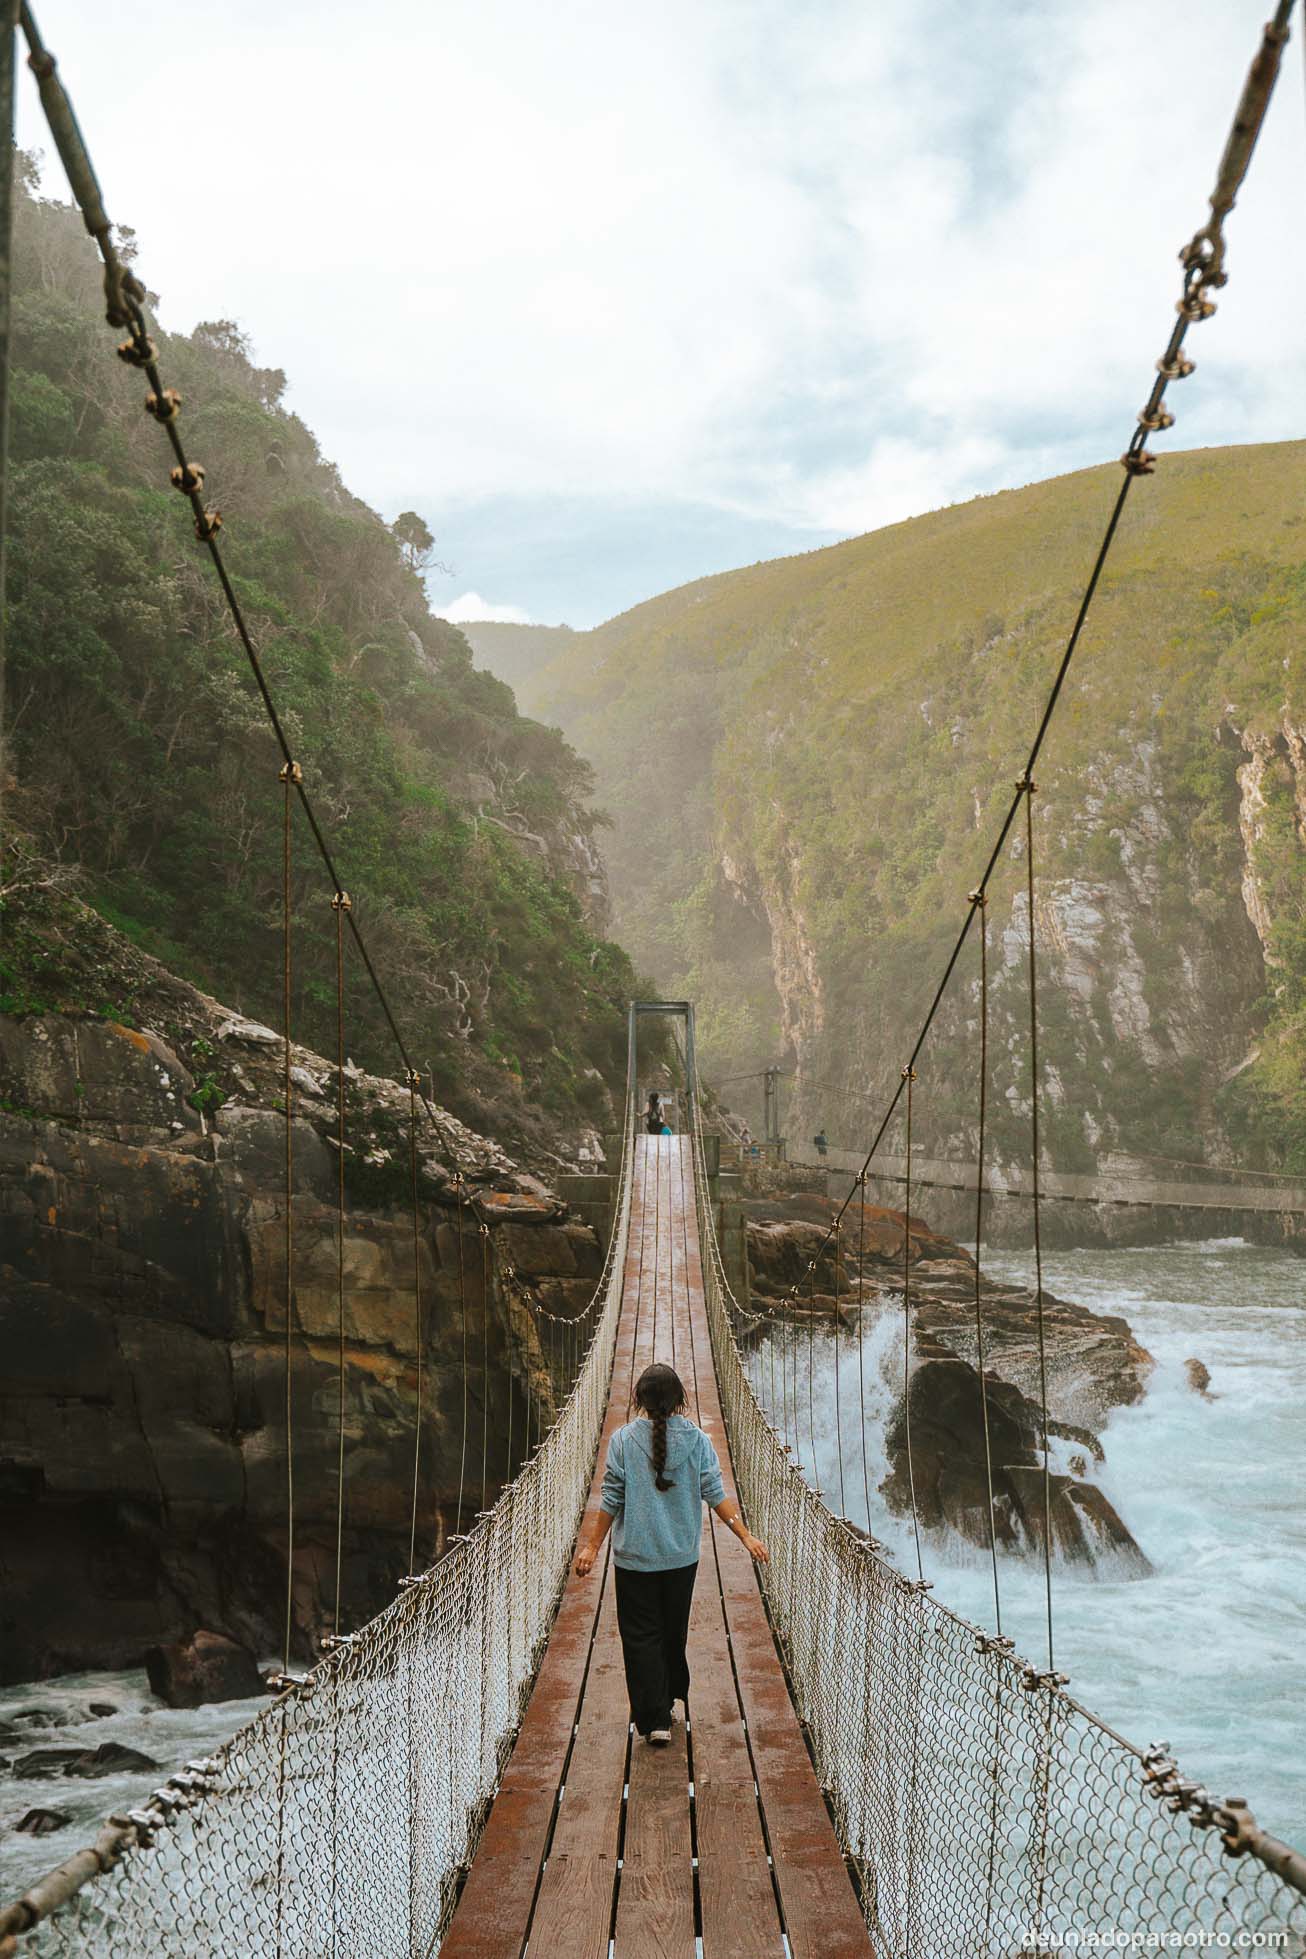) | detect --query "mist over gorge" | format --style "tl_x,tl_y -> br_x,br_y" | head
467,440 -> 1306,1191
